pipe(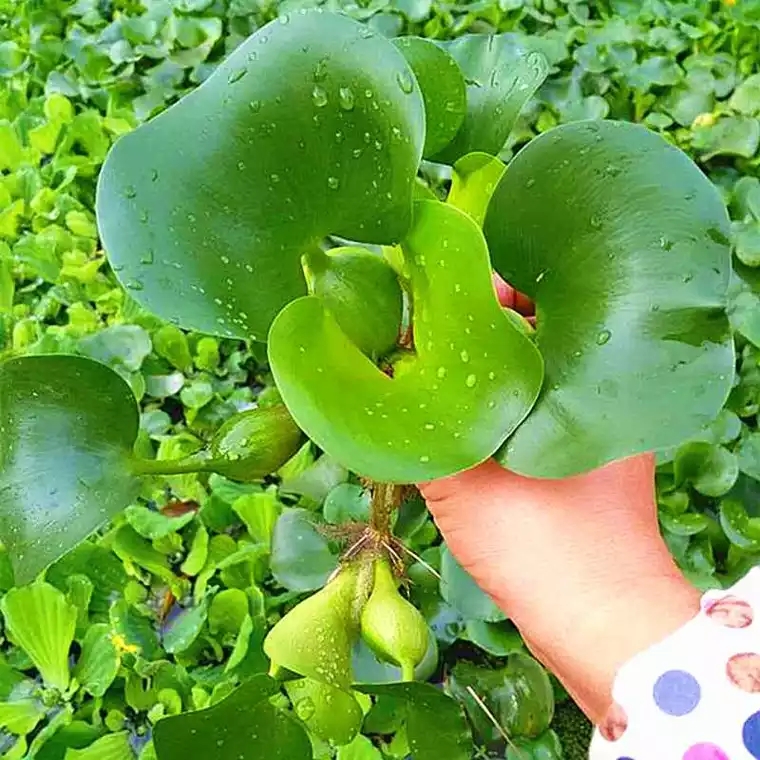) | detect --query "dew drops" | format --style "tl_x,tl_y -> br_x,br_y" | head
526,178 -> 536,189
237,160 -> 246,171
327,176 -> 340,190
314,59 -> 327,81
338,86 -> 355,111
124,185 -> 136,199
150,169 -> 159,182
221,255 -> 230,264
295,698 -> 315,721
487,400 -> 496,409
396,69 -> 415,94
460,350 -> 470,363
488,371 -> 496,380
249,99 -> 261,113
419,455 -> 430,463
140,249 -> 154,265
437,366 -> 447,379
139,210 -> 148,223
590,214 -> 603,230
424,423 -> 435,430
228,68 -> 247,84
536,270 -> 546,283
312,85 -> 328,108
596,329 -> 611,345
465,374 -> 477,387
270,173 -> 281,183
278,12 -> 290,23
659,235 -> 674,251
126,279 -> 143,291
